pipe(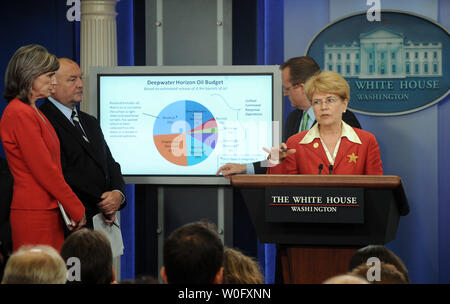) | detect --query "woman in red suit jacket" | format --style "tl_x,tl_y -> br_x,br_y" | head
0,45 -> 86,252
267,71 -> 383,175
